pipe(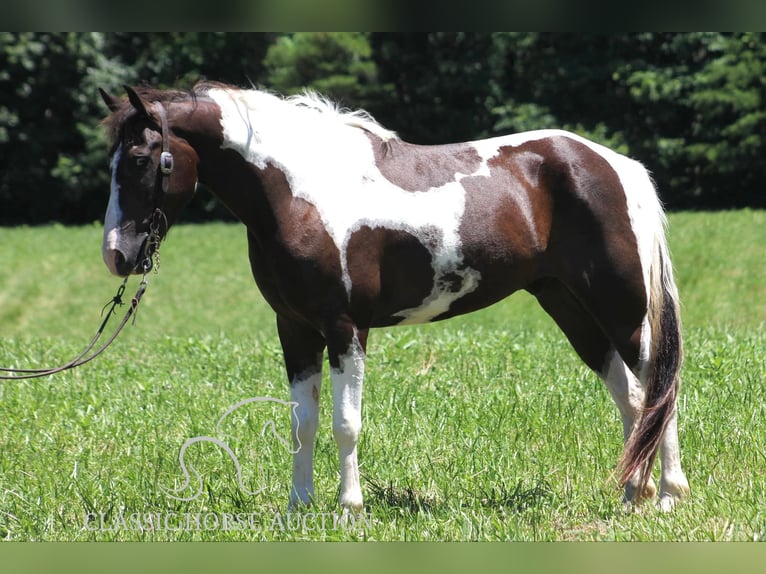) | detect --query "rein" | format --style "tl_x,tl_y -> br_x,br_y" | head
0,102 -> 175,381
0,274 -> 149,380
